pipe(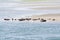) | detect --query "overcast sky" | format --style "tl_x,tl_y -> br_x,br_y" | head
0,0 -> 60,18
